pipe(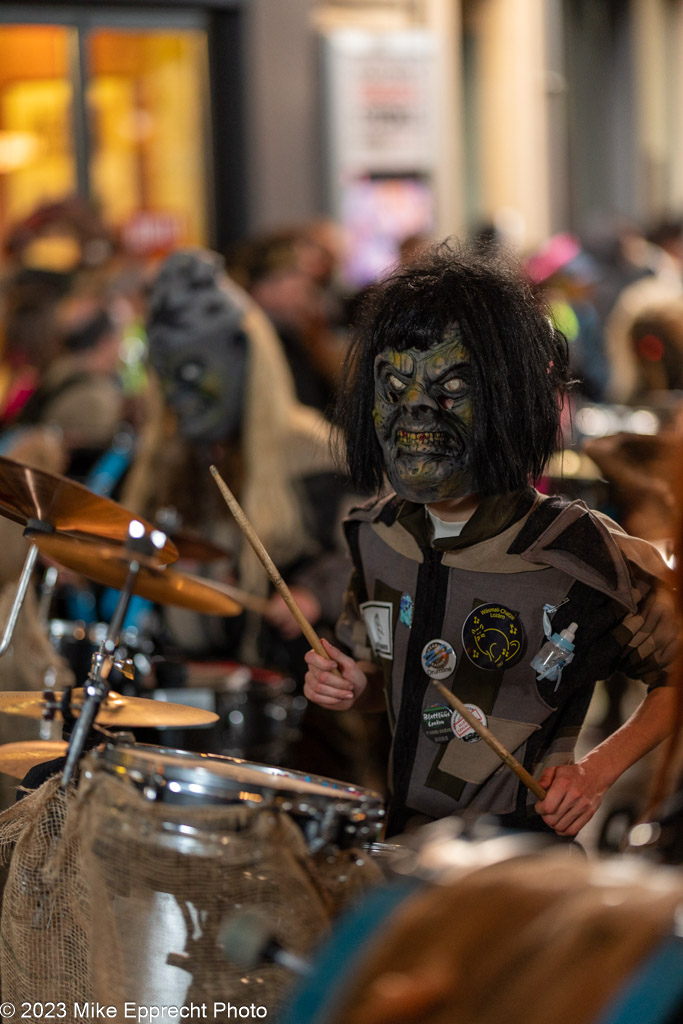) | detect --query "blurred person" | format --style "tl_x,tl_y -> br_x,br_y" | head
13,287 -> 127,479
526,232 -> 609,401
123,247 -> 348,656
626,296 -> 683,400
0,268 -> 70,424
600,217 -> 683,405
279,838 -> 683,1024
303,239 -> 679,840
233,229 -> 347,413
120,248 -> 375,782
0,196 -> 120,427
